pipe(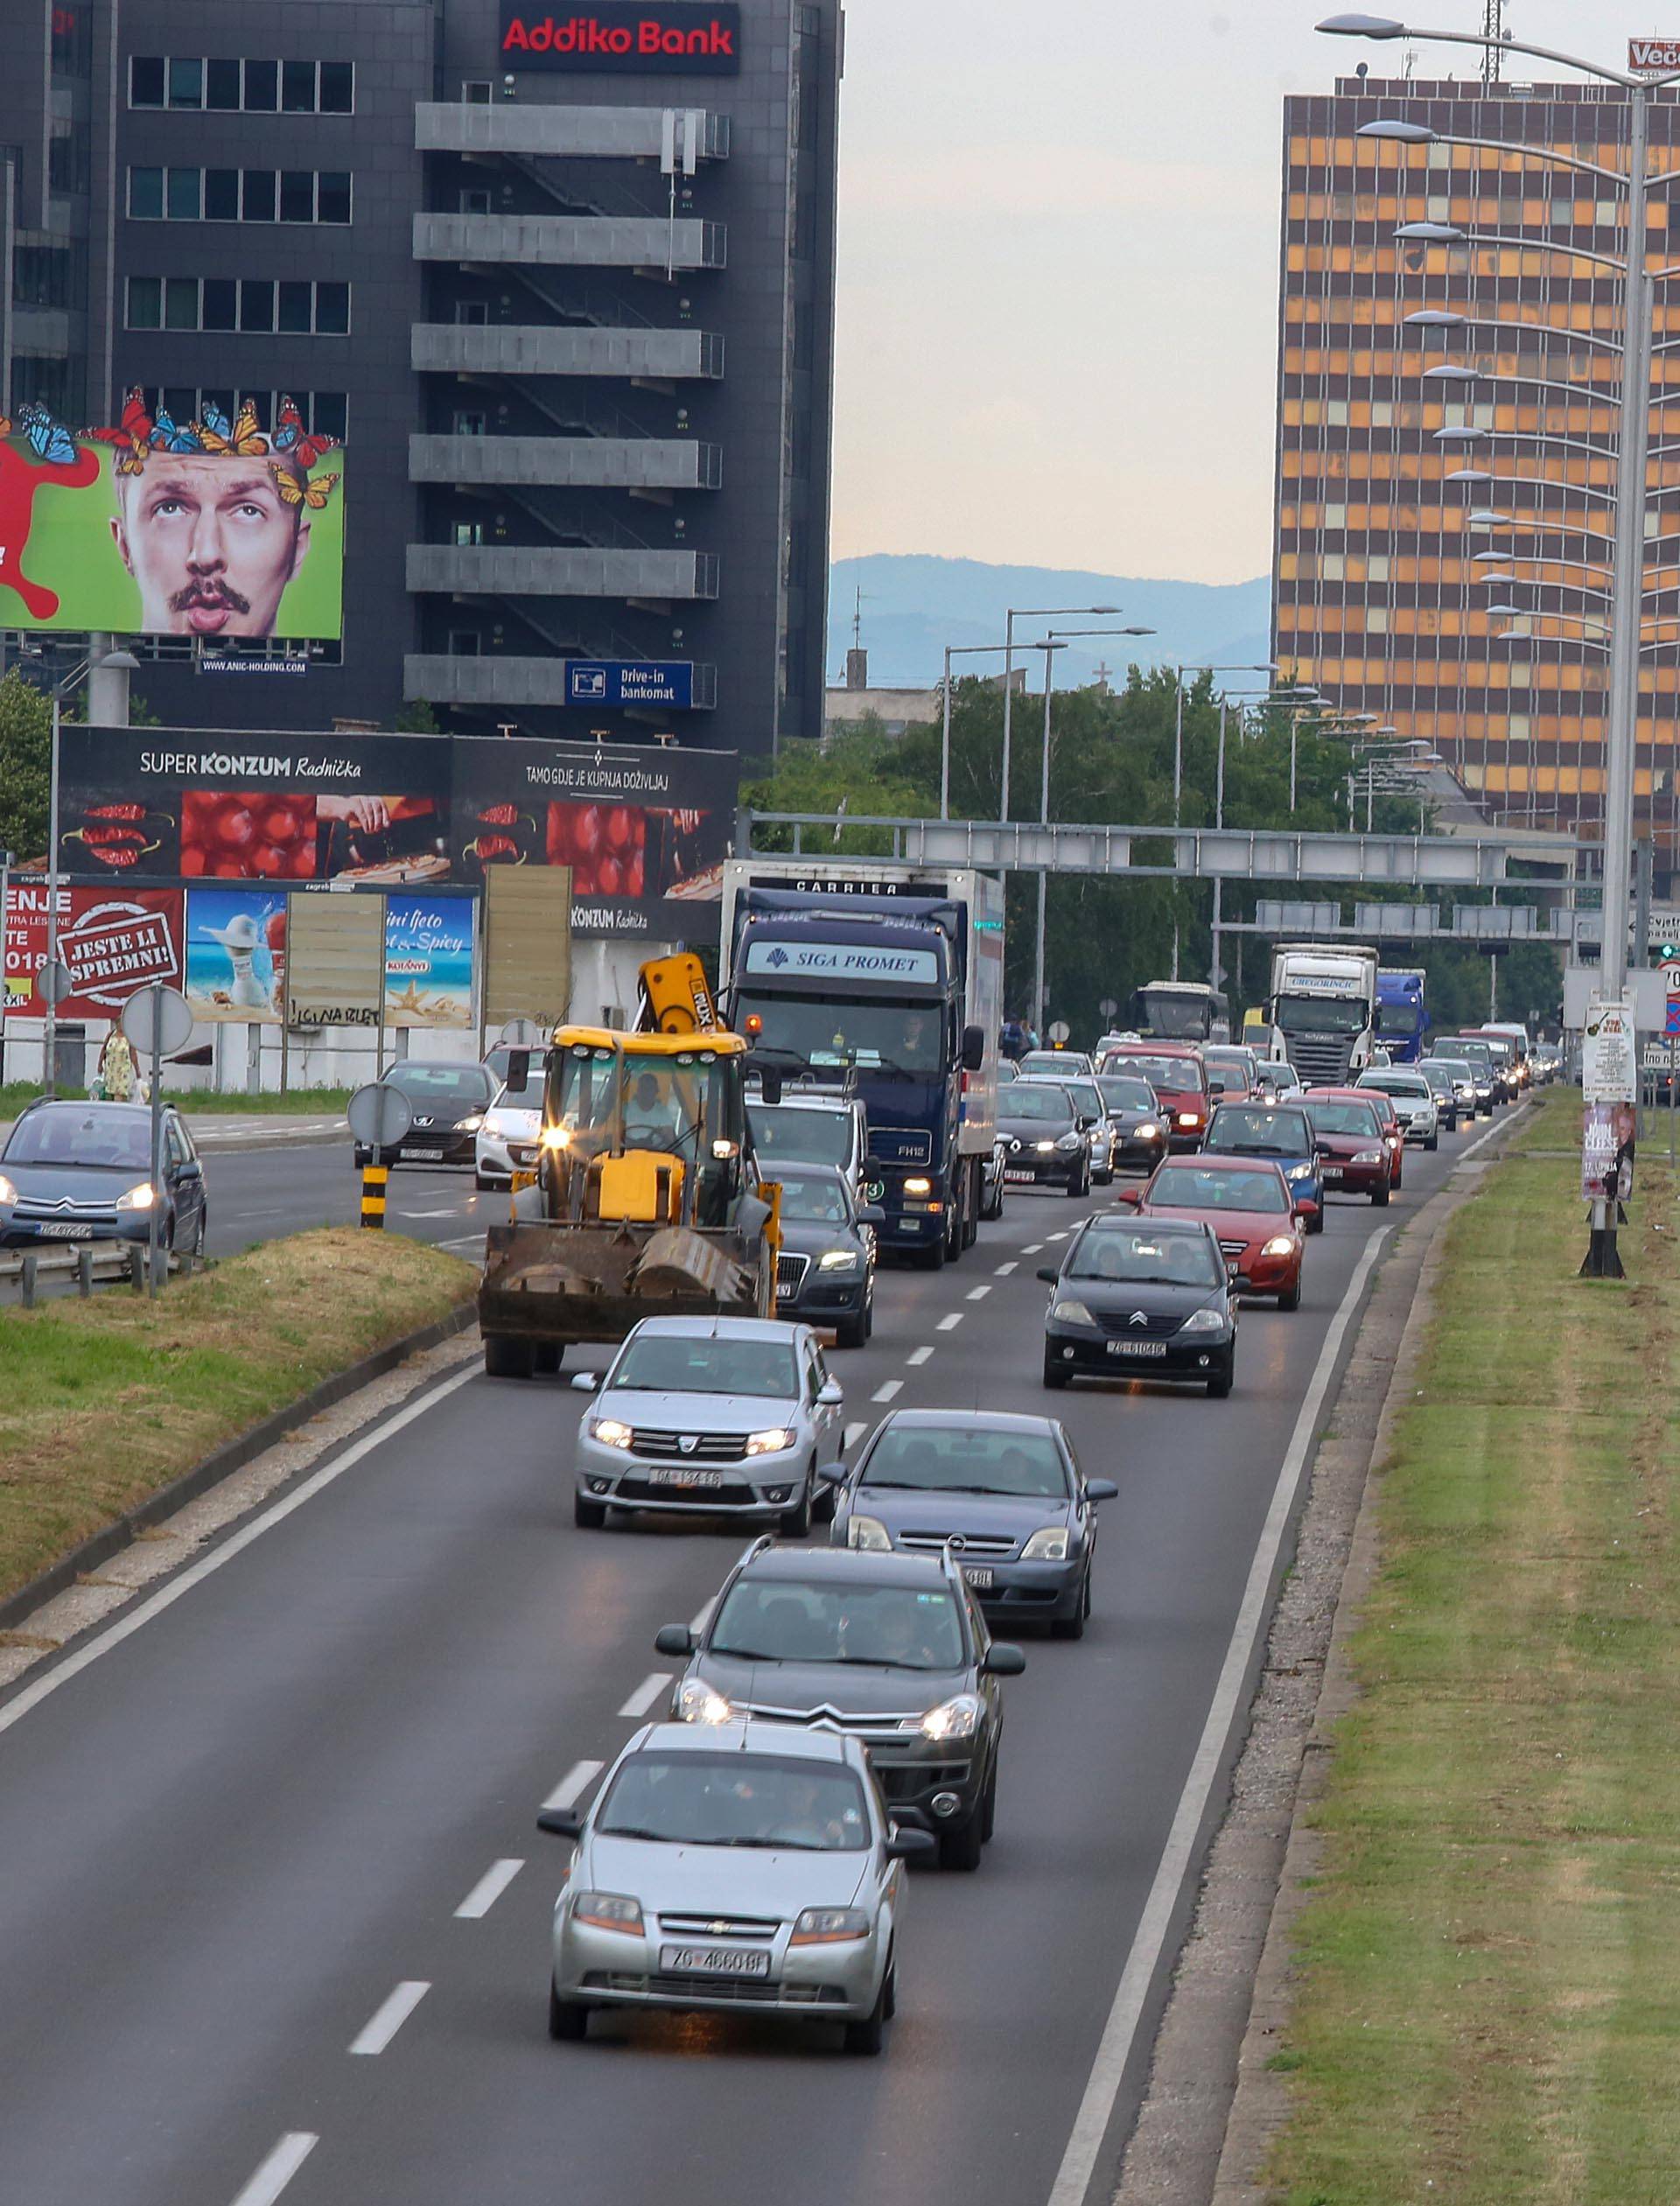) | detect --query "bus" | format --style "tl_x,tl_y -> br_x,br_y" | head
1130,981 -> 1231,1045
